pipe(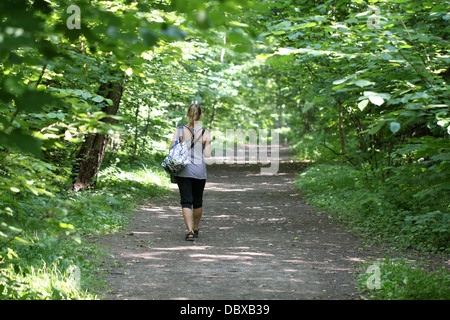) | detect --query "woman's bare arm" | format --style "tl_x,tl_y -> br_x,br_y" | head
203,130 -> 212,158
169,129 -> 179,149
